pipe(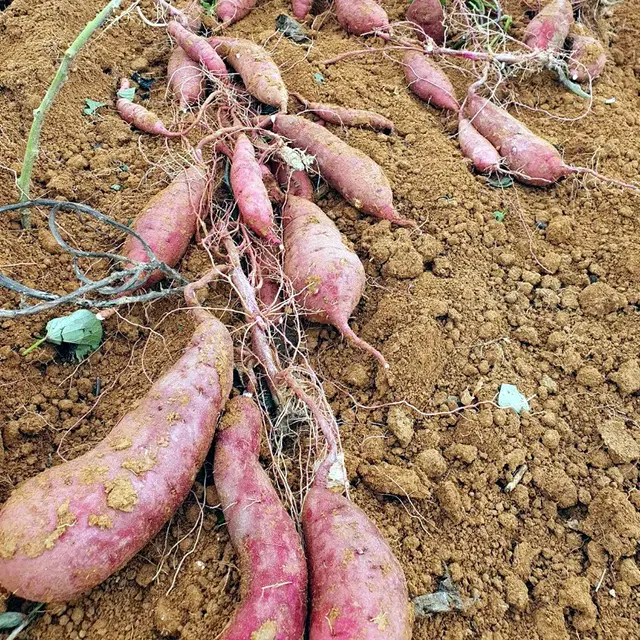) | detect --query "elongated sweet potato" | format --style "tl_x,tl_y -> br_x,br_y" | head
0,316 -> 233,602
458,115 -> 501,173
292,92 -> 394,131
231,134 -> 280,244
292,0 -> 312,20
465,88 -> 568,185
403,50 -> 459,112
122,164 -> 207,288
283,195 -> 387,366
214,396 -> 307,639
524,0 -> 573,52
116,78 -> 178,136
168,20 -> 228,77
216,0 -> 257,24
272,115 -> 413,226
568,26 -> 606,82
303,477 -> 413,638
167,46 -> 205,110
406,0 -> 445,44
335,0 -> 390,37
209,37 -> 288,111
